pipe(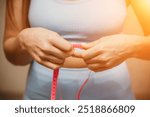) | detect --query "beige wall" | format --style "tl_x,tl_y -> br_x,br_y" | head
0,1 -> 150,99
